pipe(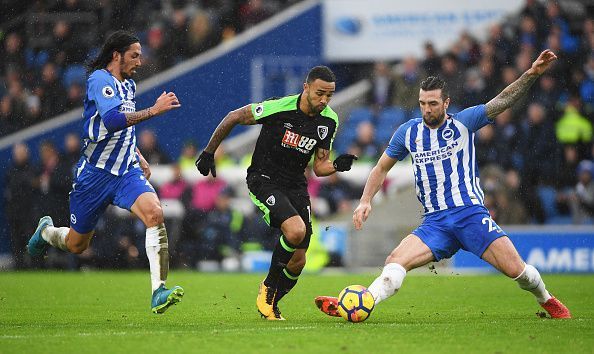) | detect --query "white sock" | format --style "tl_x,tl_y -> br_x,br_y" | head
41,226 -> 69,252
146,224 -> 169,293
514,263 -> 552,304
367,263 -> 407,305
